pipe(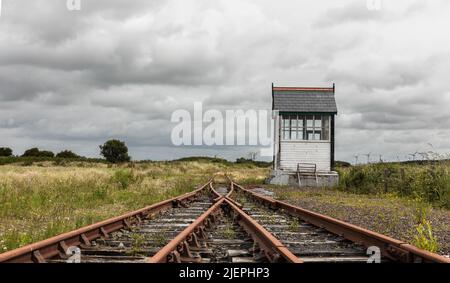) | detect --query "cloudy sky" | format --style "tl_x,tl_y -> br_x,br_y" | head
0,0 -> 449,162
